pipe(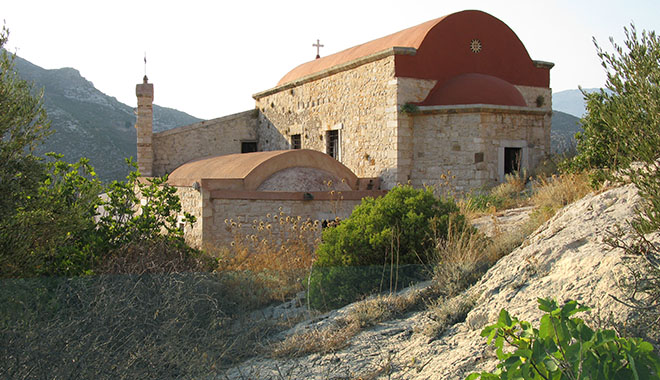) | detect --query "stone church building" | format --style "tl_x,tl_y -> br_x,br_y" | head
135,10 -> 553,248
